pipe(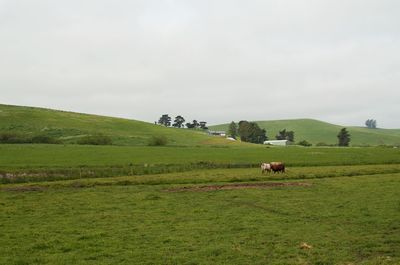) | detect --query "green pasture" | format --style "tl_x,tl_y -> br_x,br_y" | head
1,166 -> 399,264
2,145 -> 400,168
210,119 -> 400,146
1,104 -> 400,264
1,144 -> 400,183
